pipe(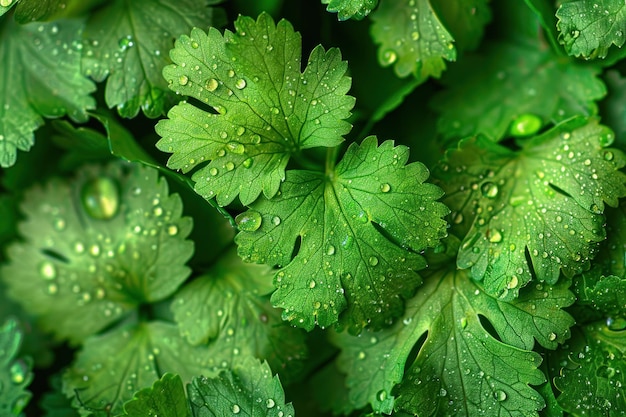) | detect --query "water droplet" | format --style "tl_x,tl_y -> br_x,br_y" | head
0,0 -> 14,7
227,142 -> 245,154
39,261 -> 57,280
81,177 -> 120,220
209,167 -> 218,176
235,79 -> 246,89
439,388 -> 447,397
10,361 -> 27,384
411,31 -> 420,40
548,332 -> 557,341
368,256 -> 379,266
89,244 -> 101,257
509,113 -> 542,137
225,162 -> 235,171
377,390 -> 387,401
167,225 -> 179,236
191,41 -> 199,49
266,399 -> 275,408
357,351 -> 366,360
53,218 -> 66,231
178,75 -> 189,86
232,404 -> 241,414
235,211 -> 262,232
272,216 -> 281,226
381,49 -> 397,65
507,275 -> 519,289
460,317 -> 468,329
488,229 -> 502,243
242,158 -> 253,168
118,36 -> 133,51
309,280 -> 316,289
380,183 -> 391,193
341,235 -> 354,249
494,390 -> 507,401
481,182 -> 498,198
47,283 -> 58,295
206,78 -> 218,92
604,151 -> 614,161
327,245 -> 335,255
251,134 -> 261,144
